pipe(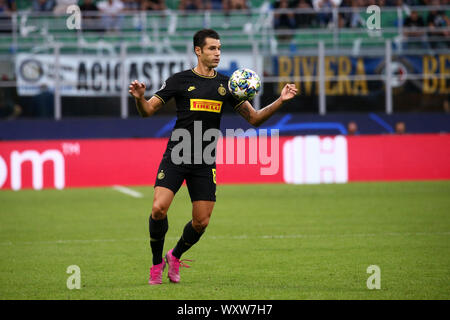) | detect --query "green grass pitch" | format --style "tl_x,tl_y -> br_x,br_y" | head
0,181 -> 449,300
